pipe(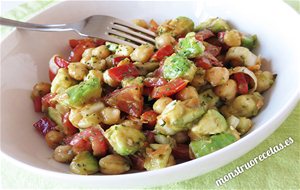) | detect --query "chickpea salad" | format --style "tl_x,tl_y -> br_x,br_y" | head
31,17 -> 276,175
